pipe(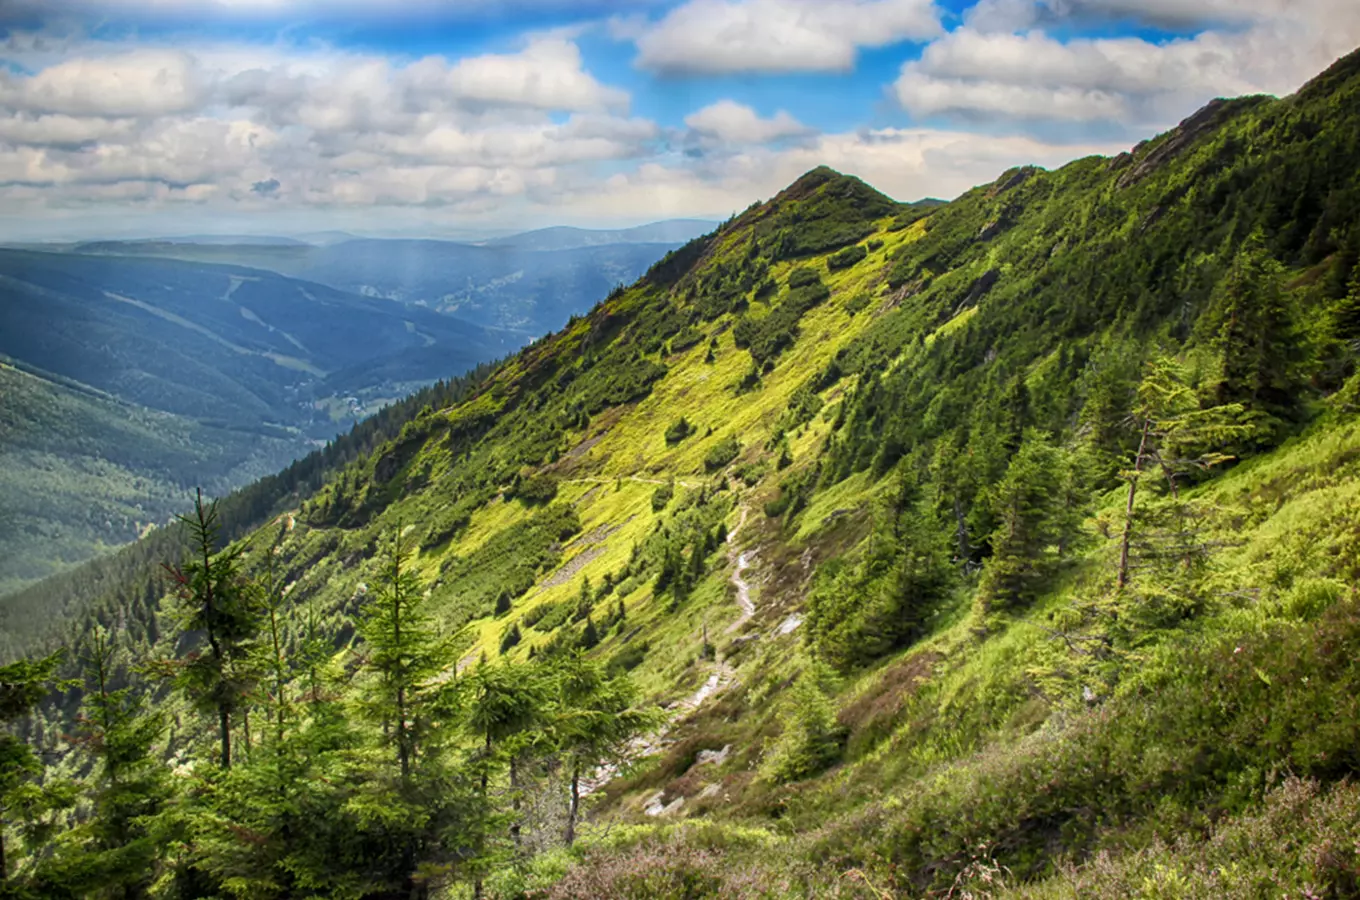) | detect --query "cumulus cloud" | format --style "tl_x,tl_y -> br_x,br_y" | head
895,0 -> 1360,125
538,126 -> 1121,225
0,50 -> 205,117
683,100 -> 813,146
0,31 -> 652,219
631,0 -> 942,74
